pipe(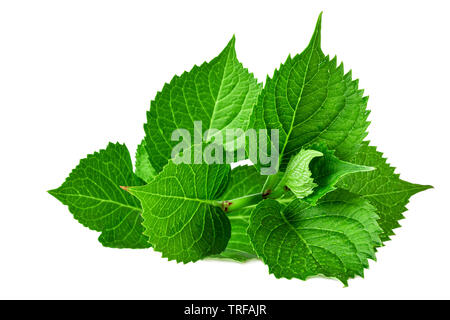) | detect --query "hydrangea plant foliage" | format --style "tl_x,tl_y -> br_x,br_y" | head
49,14 -> 431,285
